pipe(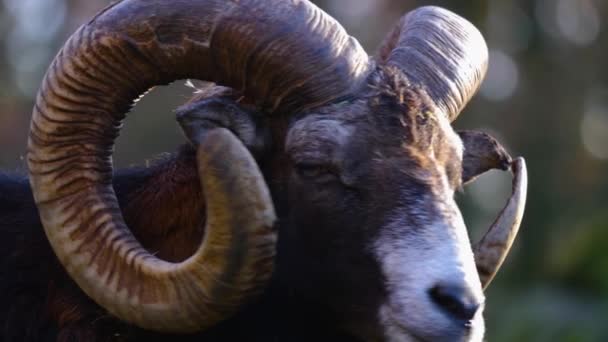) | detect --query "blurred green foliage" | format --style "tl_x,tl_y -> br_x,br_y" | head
0,0 -> 606,340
